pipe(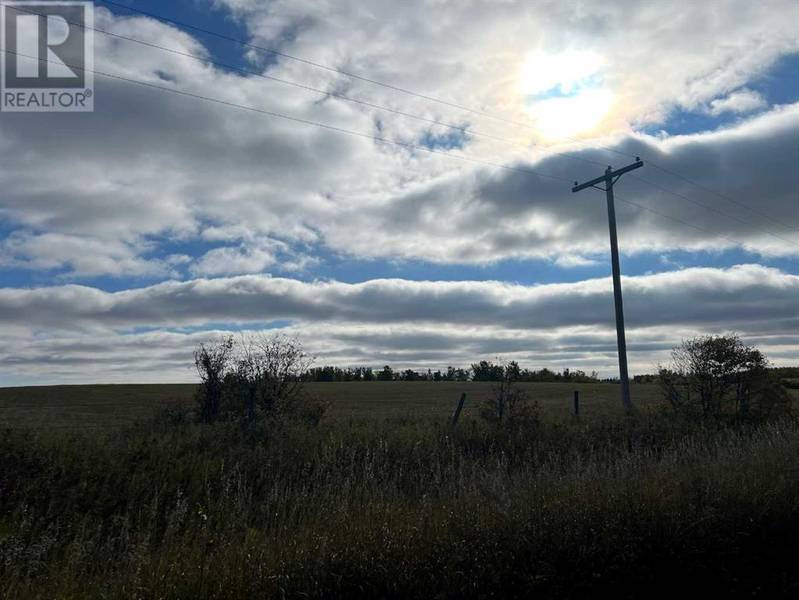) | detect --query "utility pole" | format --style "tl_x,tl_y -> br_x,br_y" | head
572,158 -> 643,410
